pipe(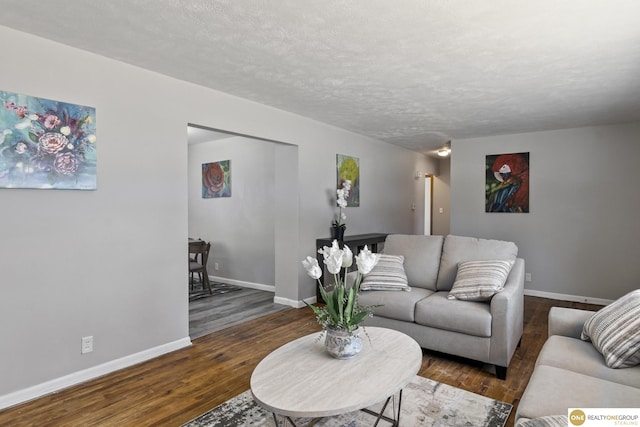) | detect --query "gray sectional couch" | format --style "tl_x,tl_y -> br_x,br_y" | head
357,234 -> 525,379
516,306 -> 640,424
